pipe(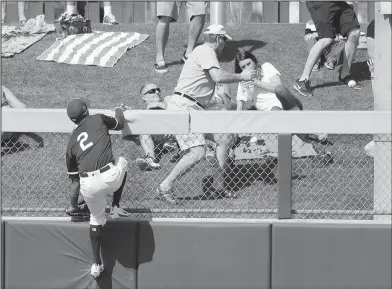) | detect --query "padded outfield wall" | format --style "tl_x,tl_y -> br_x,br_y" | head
0,219 -> 391,289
